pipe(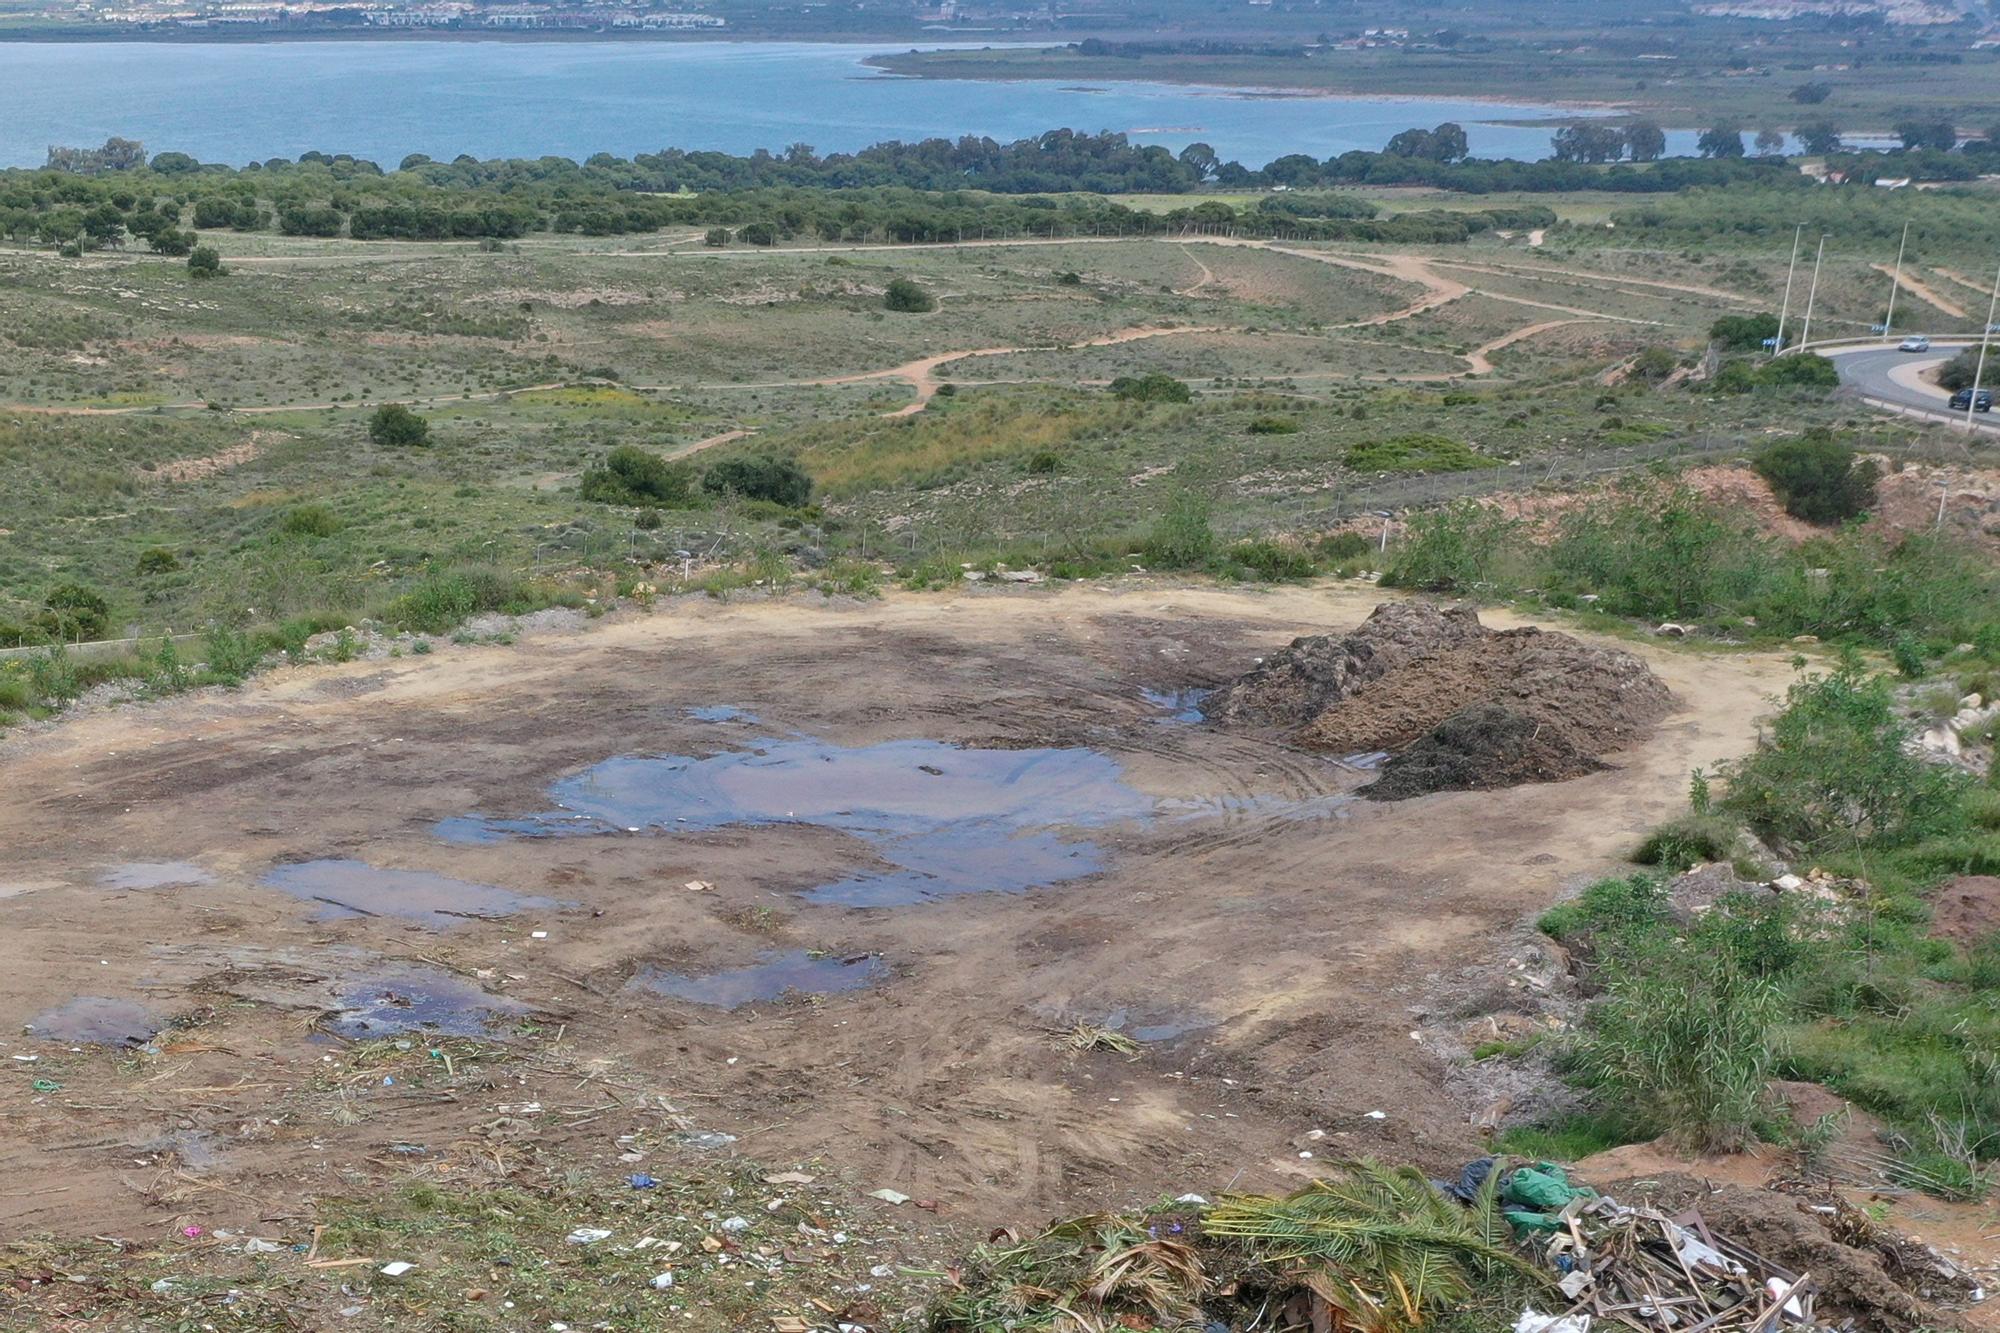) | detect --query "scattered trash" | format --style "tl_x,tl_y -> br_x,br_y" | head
181,1226 -> 204,1239
377,1261 -> 417,1280
720,1216 -> 750,1233
149,1279 -> 175,1293
868,1188 -> 911,1205
30,1078 -> 59,1093
649,1272 -> 675,1291
1514,1310 -> 1591,1333
565,1228 -> 613,1246
1363,1110 -> 1387,1120
627,1174 -> 658,1190
764,1171 -> 815,1185
243,1238 -> 282,1255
